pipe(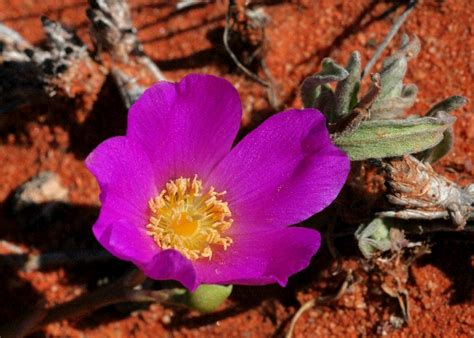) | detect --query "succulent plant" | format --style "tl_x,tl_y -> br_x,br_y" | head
300,35 -> 466,162
301,33 -> 470,261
